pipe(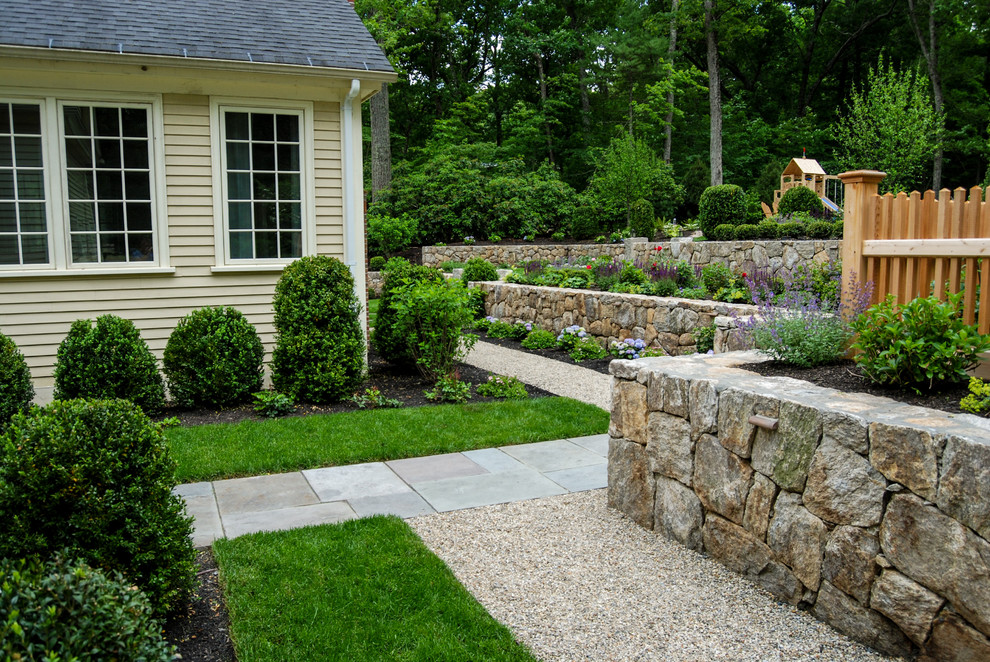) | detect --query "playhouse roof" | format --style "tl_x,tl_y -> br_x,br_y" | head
782,158 -> 827,177
0,0 -> 394,73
